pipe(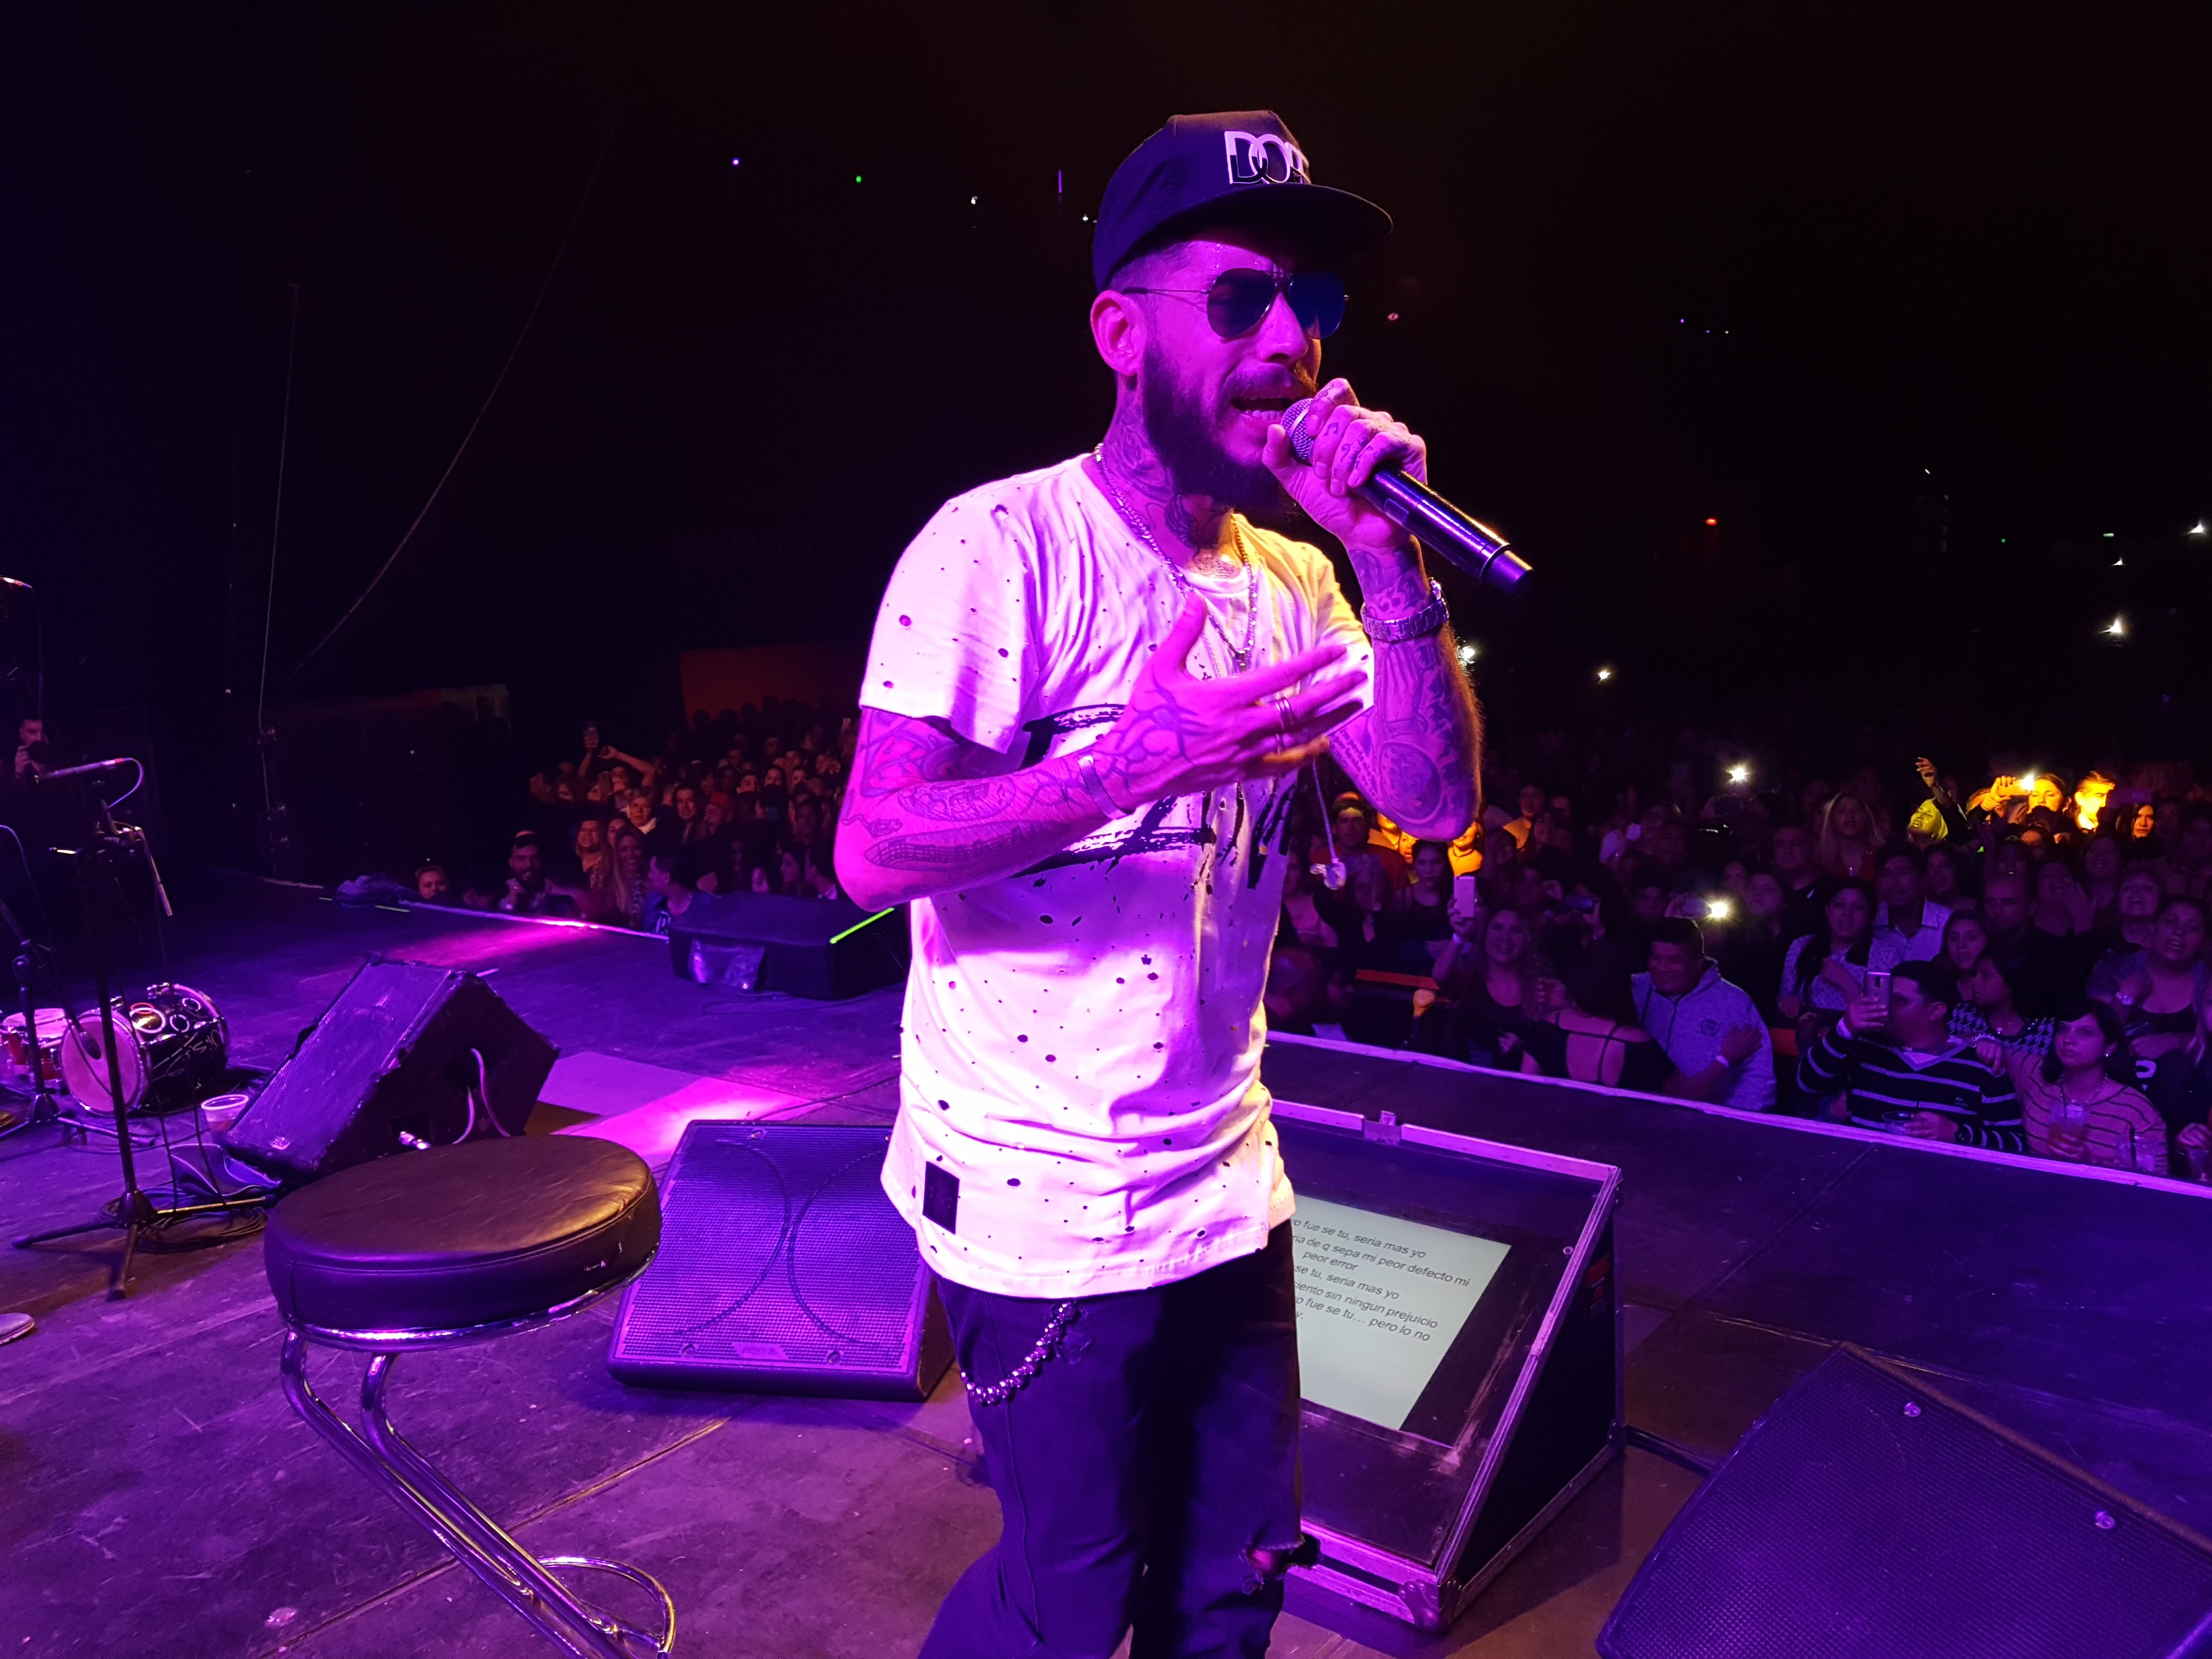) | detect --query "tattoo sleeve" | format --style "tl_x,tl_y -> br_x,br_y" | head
833,709 -> 1108,906
1331,615 -> 1482,839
